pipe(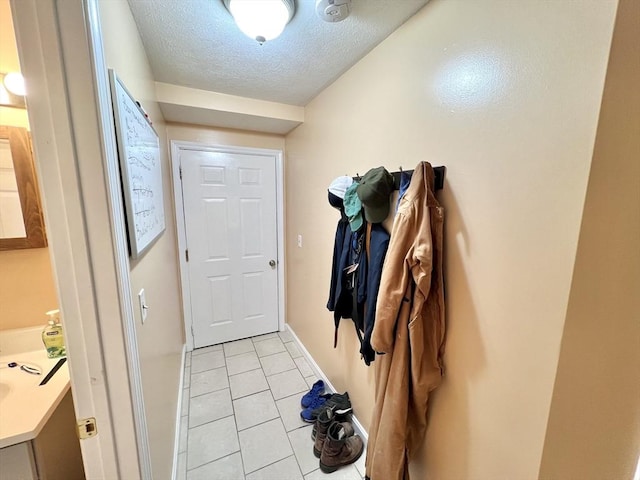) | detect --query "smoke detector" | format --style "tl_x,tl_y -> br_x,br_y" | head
316,0 -> 351,22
